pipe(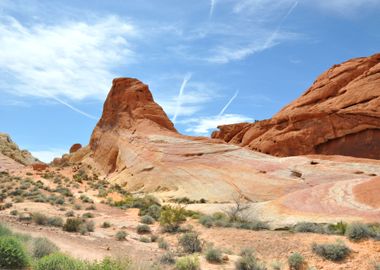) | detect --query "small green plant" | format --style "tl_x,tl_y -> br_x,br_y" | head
205,247 -> 223,263
32,212 -> 49,225
312,242 -> 351,261
101,221 -> 111,228
0,236 -> 29,269
82,212 -> 94,219
47,217 -> 64,227
137,224 -> 151,234
235,252 -> 266,270
159,205 -> 187,232
32,237 -> 59,258
293,222 -> 325,234
326,221 -> 347,235
175,255 -> 200,270
115,230 -> 127,241
141,215 -> 155,225
34,253 -> 84,270
288,253 -> 304,270
158,238 -> 169,249
63,218 -> 83,232
345,223 -> 374,241
0,223 -> 11,236
179,232 -> 202,253
160,251 -> 176,265
139,236 -> 151,243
